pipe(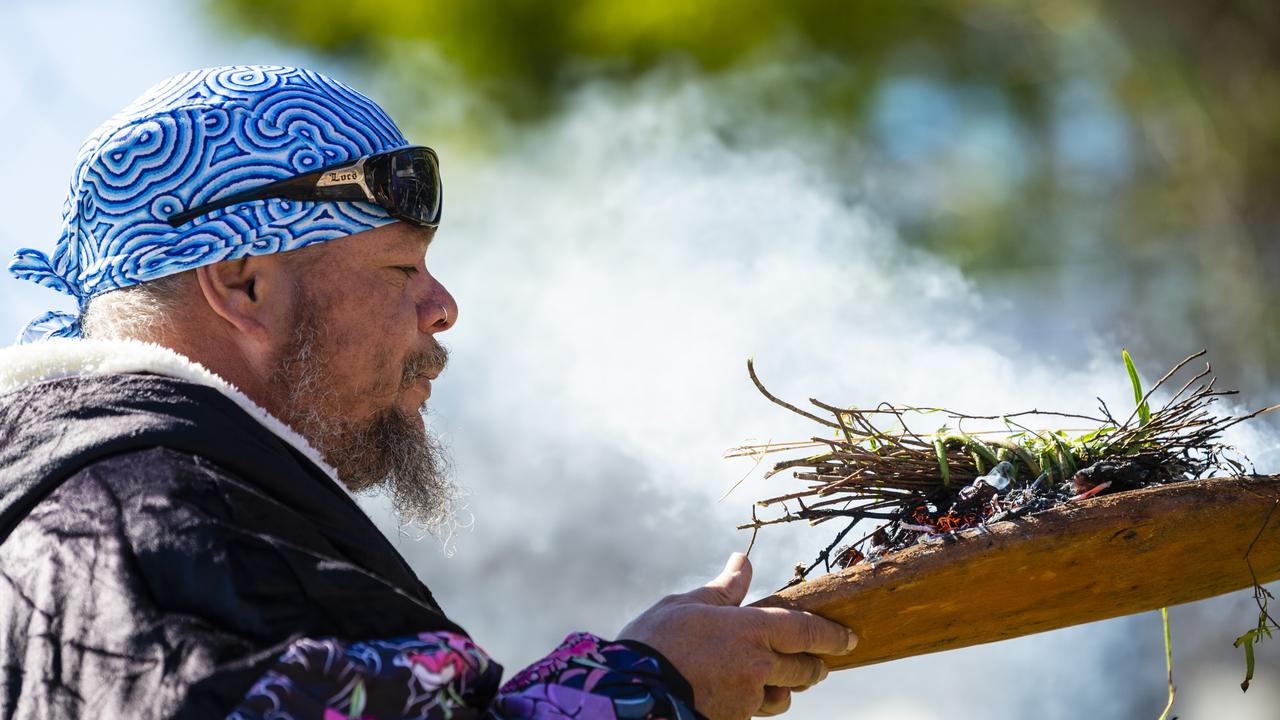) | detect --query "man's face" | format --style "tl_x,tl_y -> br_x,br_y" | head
267,222 -> 459,531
